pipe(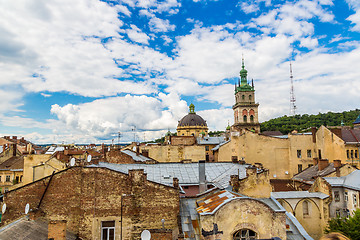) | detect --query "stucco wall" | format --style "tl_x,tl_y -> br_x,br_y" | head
199,198 -> 286,240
